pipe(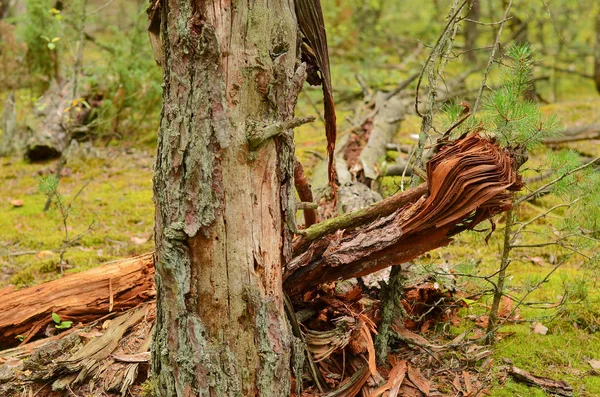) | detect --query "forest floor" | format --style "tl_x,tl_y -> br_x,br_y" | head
1,93 -> 599,396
